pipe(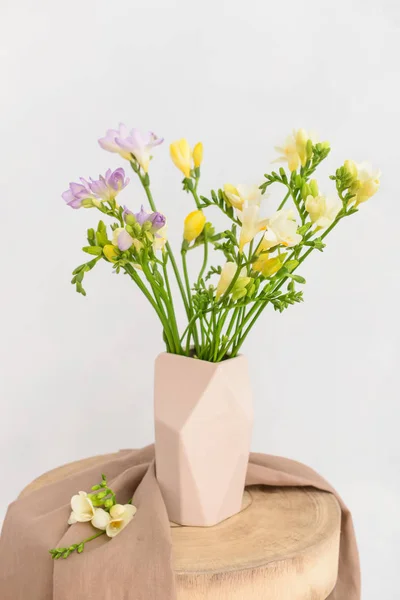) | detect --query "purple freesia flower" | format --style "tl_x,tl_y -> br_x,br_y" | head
149,211 -> 166,231
98,123 -> 163,172
89,168 -> 129,201
133,205 -> 166,231
117,229 -> 134,251
62,178 -> 95,209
